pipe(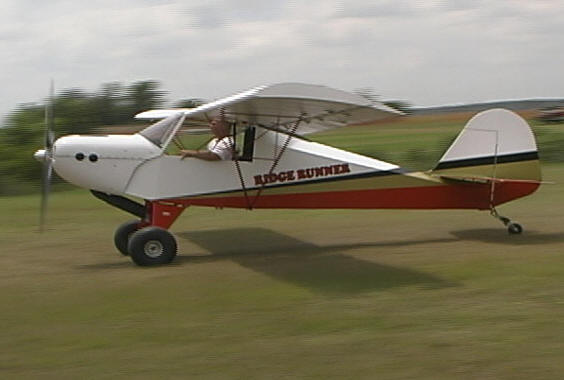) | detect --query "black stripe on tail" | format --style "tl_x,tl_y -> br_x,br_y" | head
434,151 -> 538,170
